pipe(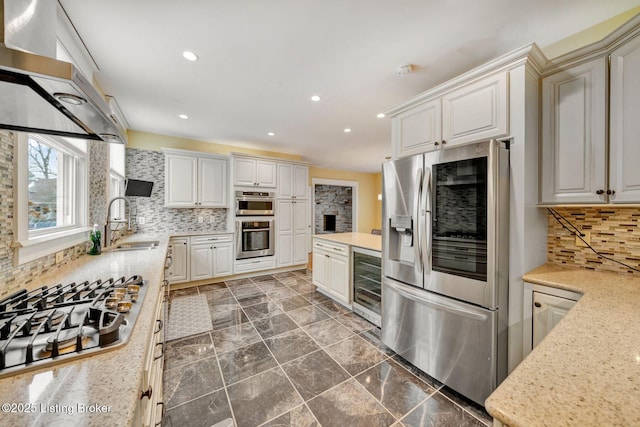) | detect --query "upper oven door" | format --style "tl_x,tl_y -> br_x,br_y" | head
425,140 -> 509,310
236,197 -> 275,216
